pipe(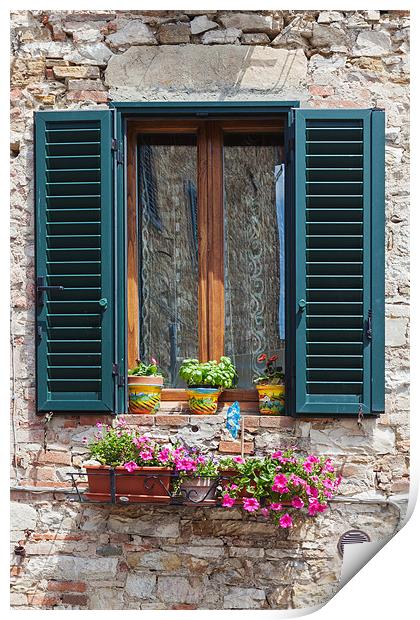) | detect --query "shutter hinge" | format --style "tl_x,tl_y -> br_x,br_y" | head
111,138 -> 124,165
371,107 -> 385,112
112,363 -> 125,387
366,309 -> 373,340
